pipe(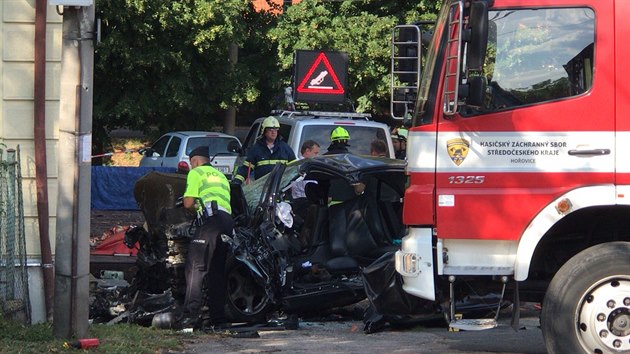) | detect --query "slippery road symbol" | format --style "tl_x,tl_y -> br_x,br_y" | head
310,71 -> 330,88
